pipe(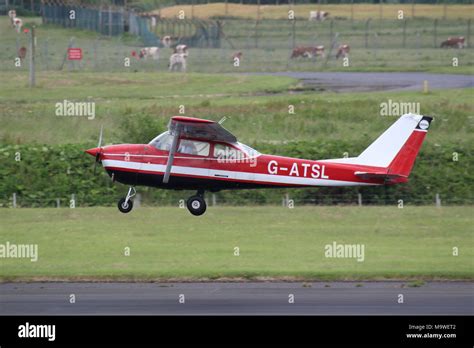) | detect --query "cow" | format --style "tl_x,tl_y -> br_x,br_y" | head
173,44 -> 188,54
291,46 -> 325,59
169,53 -> 187,72
8,10 -> 16,25
309,11 -> 329,21
162,35 -> 172,48
336,44 -> 350,59
18,46 -> 27,60
138,47 -> 160,60
13,17 -> 22,33
440,36 -> 466,49
231,51 -> 243,63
